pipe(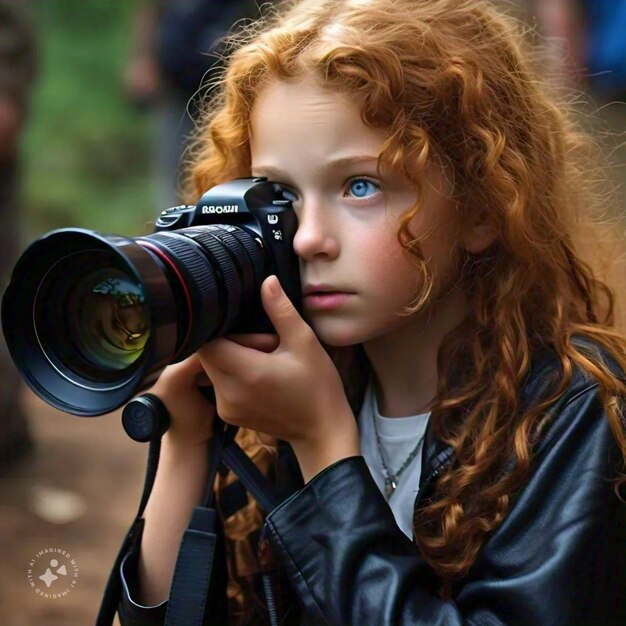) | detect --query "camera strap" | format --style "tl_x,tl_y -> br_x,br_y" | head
164,418 -> 281,626
95,437 -> 163,626
96,417 -> 282,626
163,418 -> 230,626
